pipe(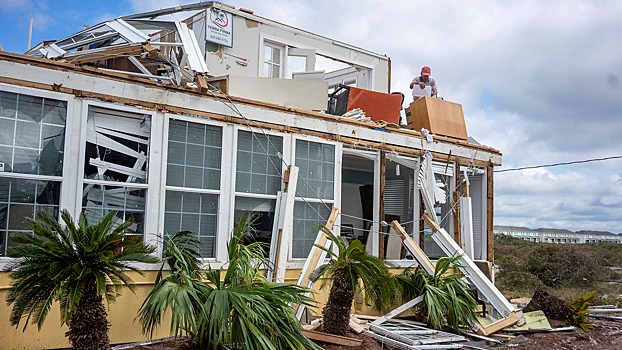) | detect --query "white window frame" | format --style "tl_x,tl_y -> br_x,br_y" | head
258,34 -> 317,79
287,134 -> 341,266
229,125 -> 291,256
78,101 -> 157,245
0,85 -> 74,265
341,148 -> 381,256
383,154 -> 419,266
160,113 -> 228,262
